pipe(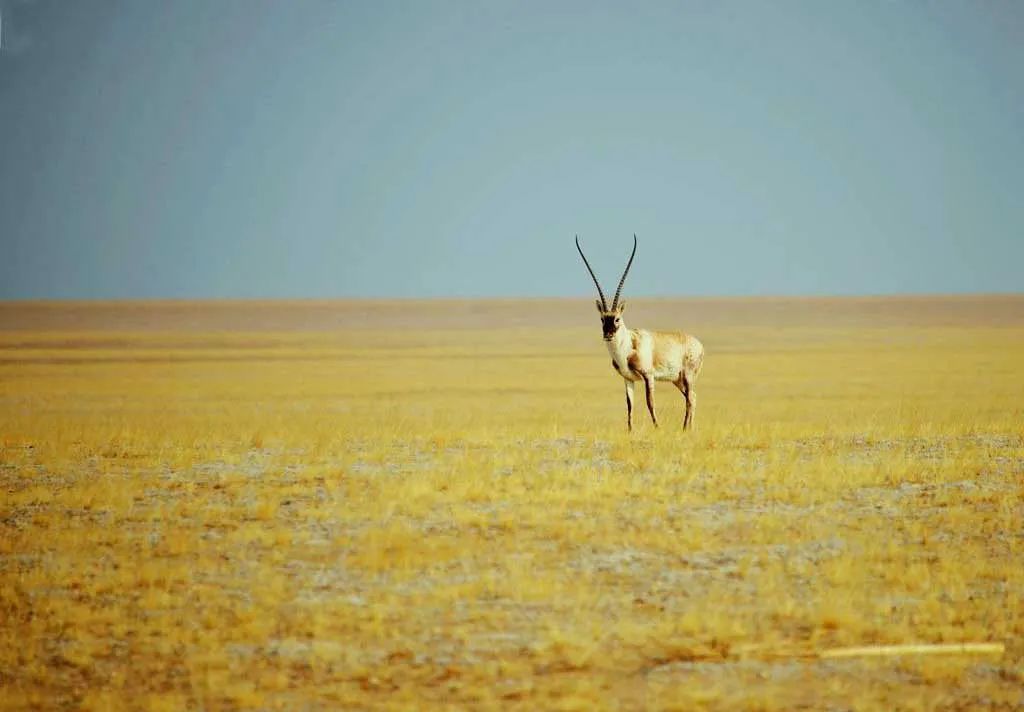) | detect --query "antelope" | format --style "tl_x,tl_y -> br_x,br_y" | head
576,235 -> 704,431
